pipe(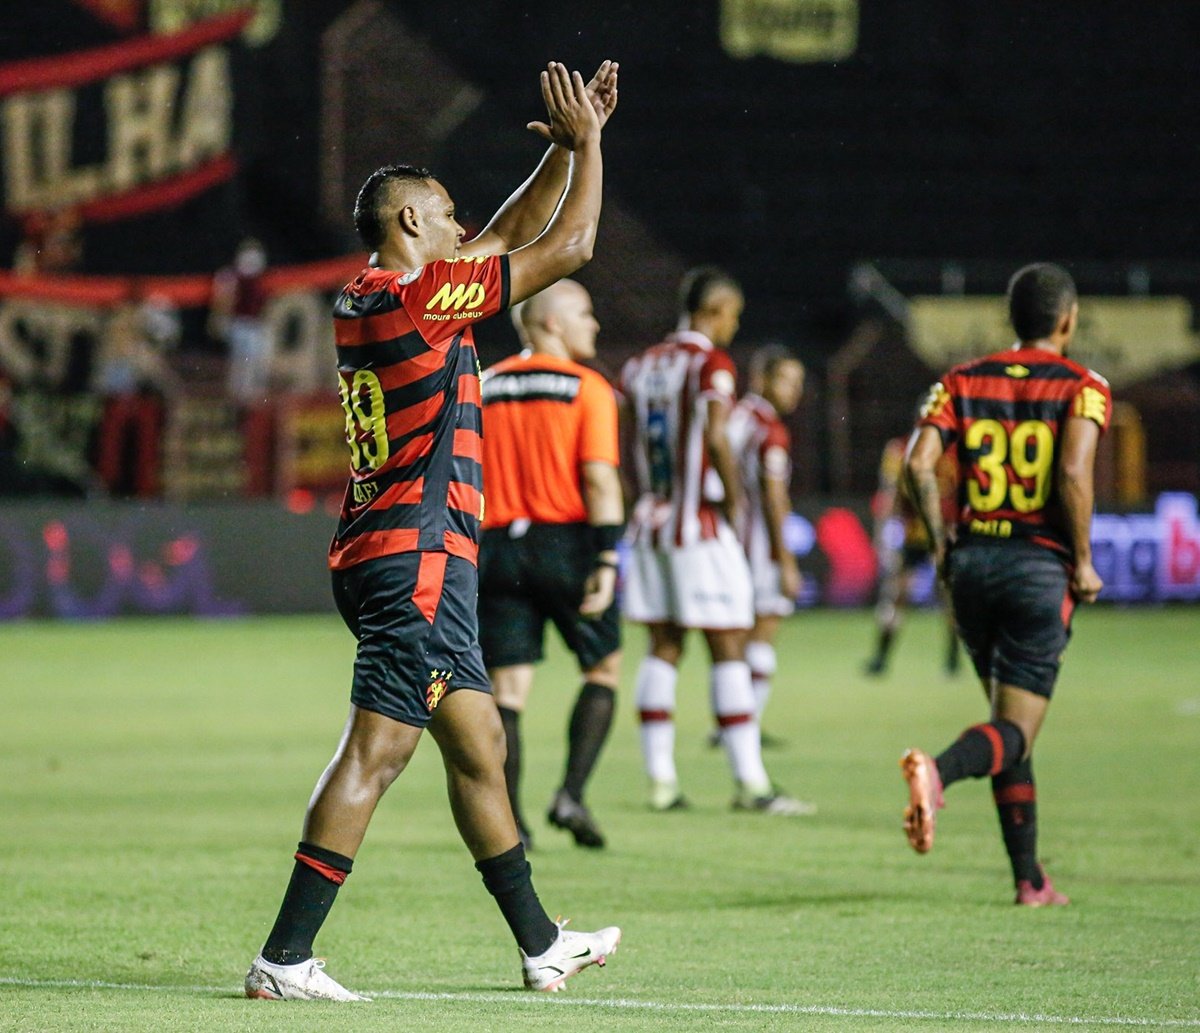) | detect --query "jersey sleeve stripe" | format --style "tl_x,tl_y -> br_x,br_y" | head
457,372 -> 481,405
453,429 -> 482,461
447,480 -> 482,517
